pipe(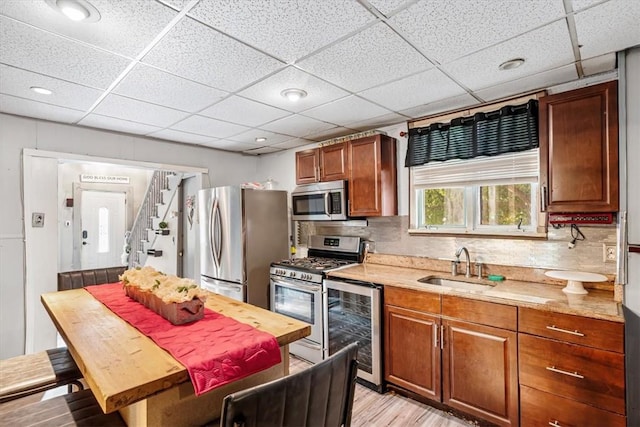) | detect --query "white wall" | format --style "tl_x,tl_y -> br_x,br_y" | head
0,113 -> 259,357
